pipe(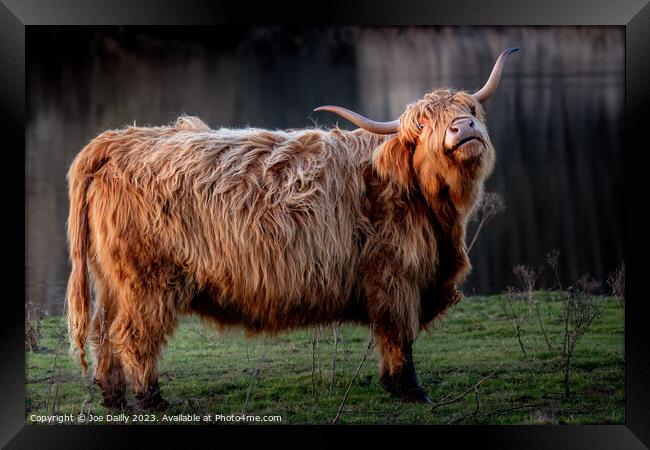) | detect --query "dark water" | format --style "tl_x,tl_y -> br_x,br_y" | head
26,26 -> 624,314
